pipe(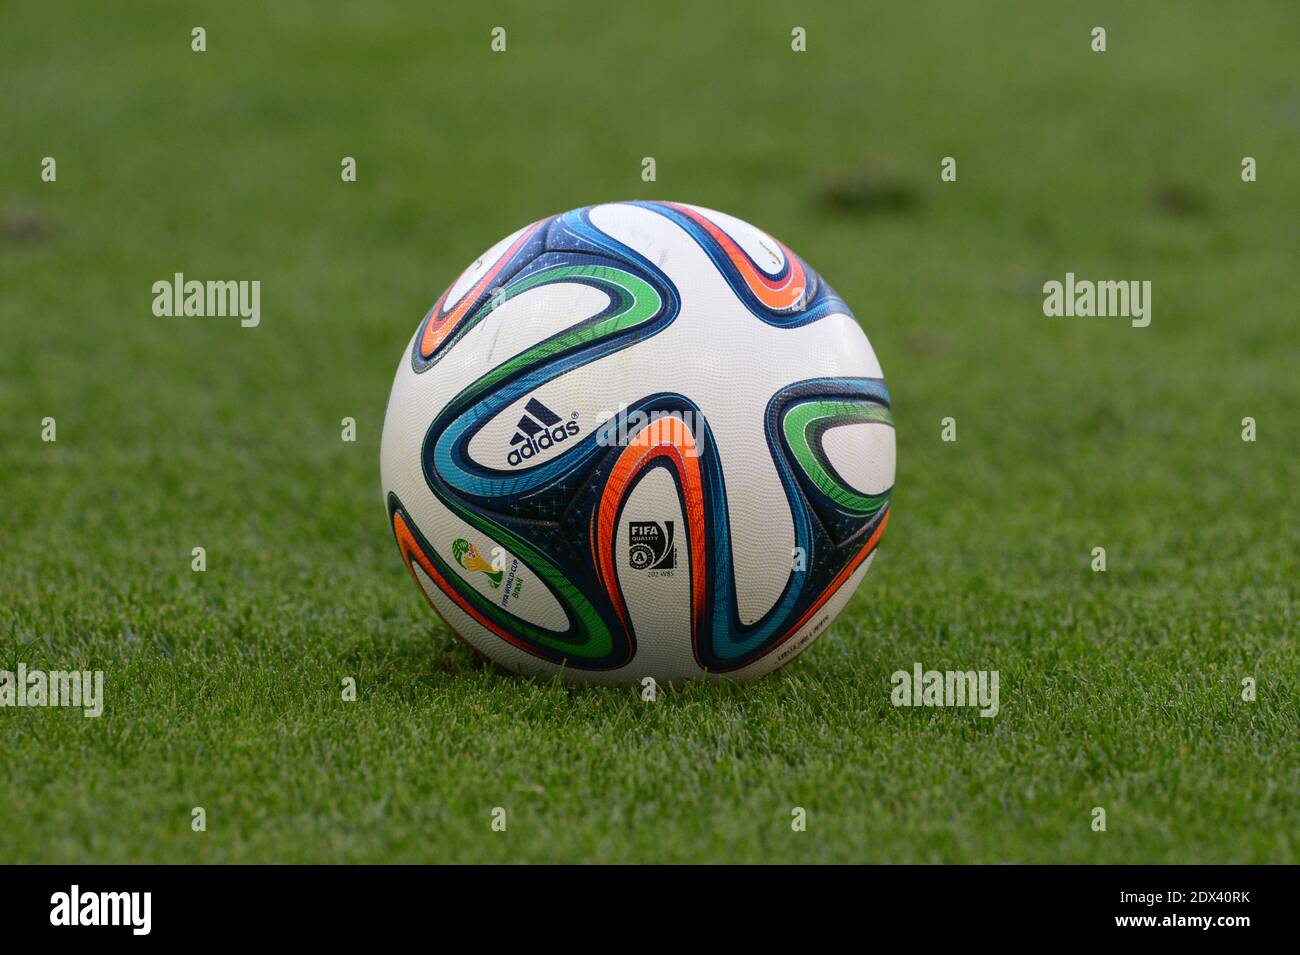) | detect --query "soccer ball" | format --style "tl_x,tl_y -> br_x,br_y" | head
380,202 -> 893,684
